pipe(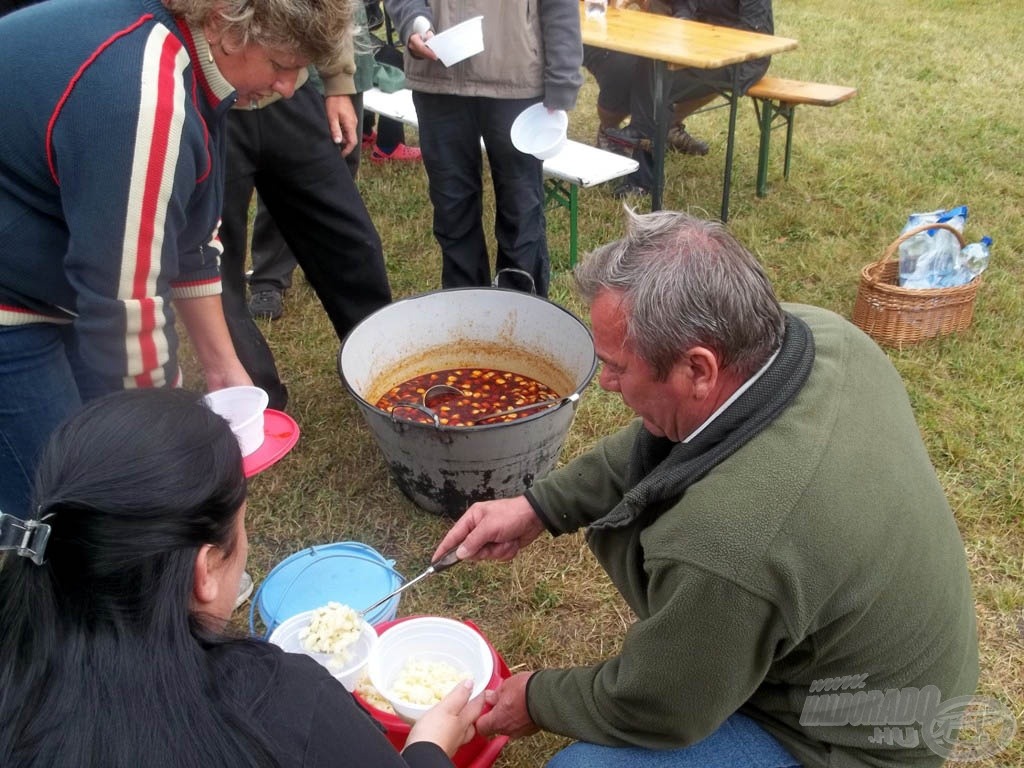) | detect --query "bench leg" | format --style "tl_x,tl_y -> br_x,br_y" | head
783,104 -> 796,181
755,98 -> 773,198
543,178 -> 579,269
753,98 -> 797,196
